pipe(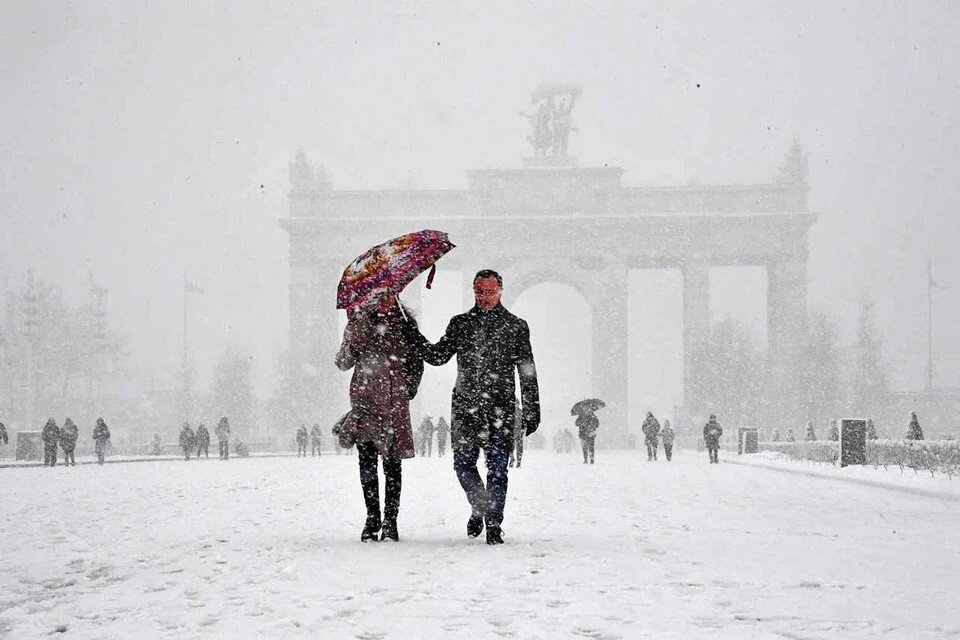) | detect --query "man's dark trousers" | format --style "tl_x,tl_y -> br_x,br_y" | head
454,442 -> 510,527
